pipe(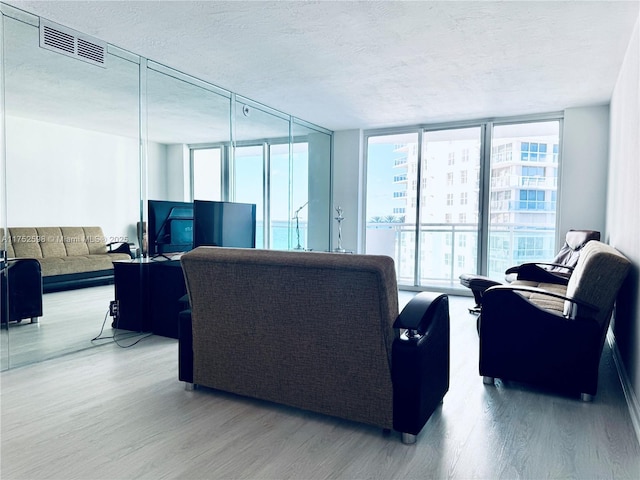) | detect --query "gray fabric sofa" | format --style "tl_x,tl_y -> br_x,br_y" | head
2,226 -> 131,292
179,247 -> 450,444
